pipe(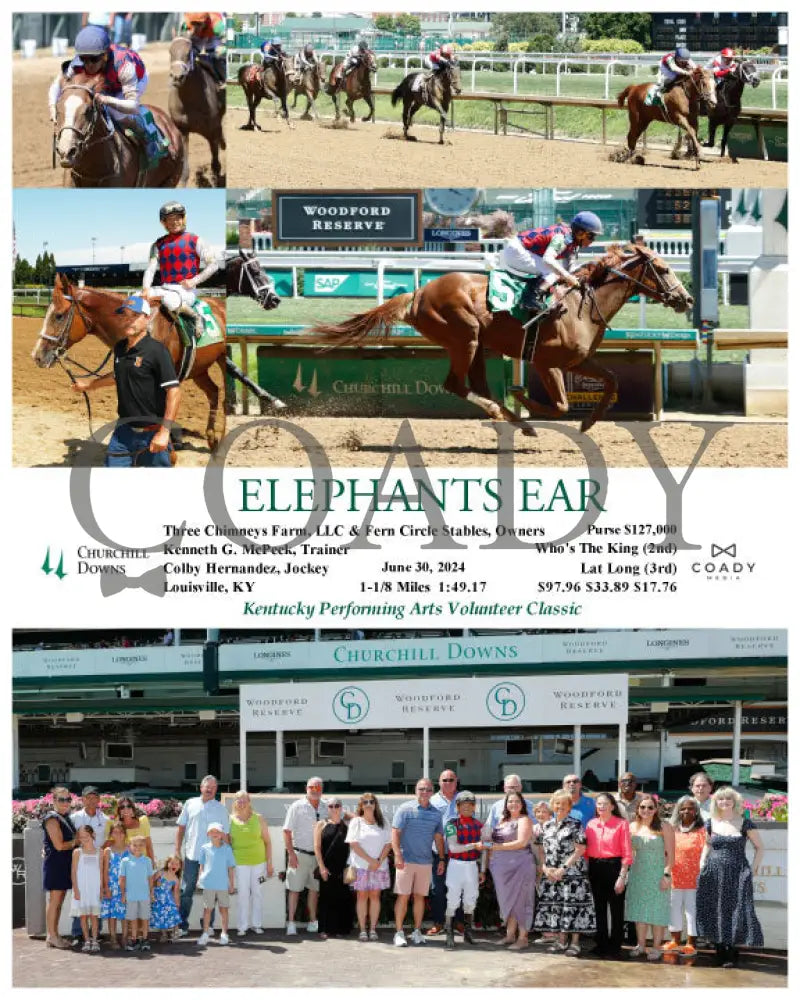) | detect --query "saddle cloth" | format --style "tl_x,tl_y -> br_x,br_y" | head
486,268 -> 530,323
644,84 -> 665,108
